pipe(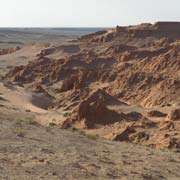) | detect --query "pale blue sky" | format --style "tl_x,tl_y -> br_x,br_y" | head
0,0 -> 180,27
